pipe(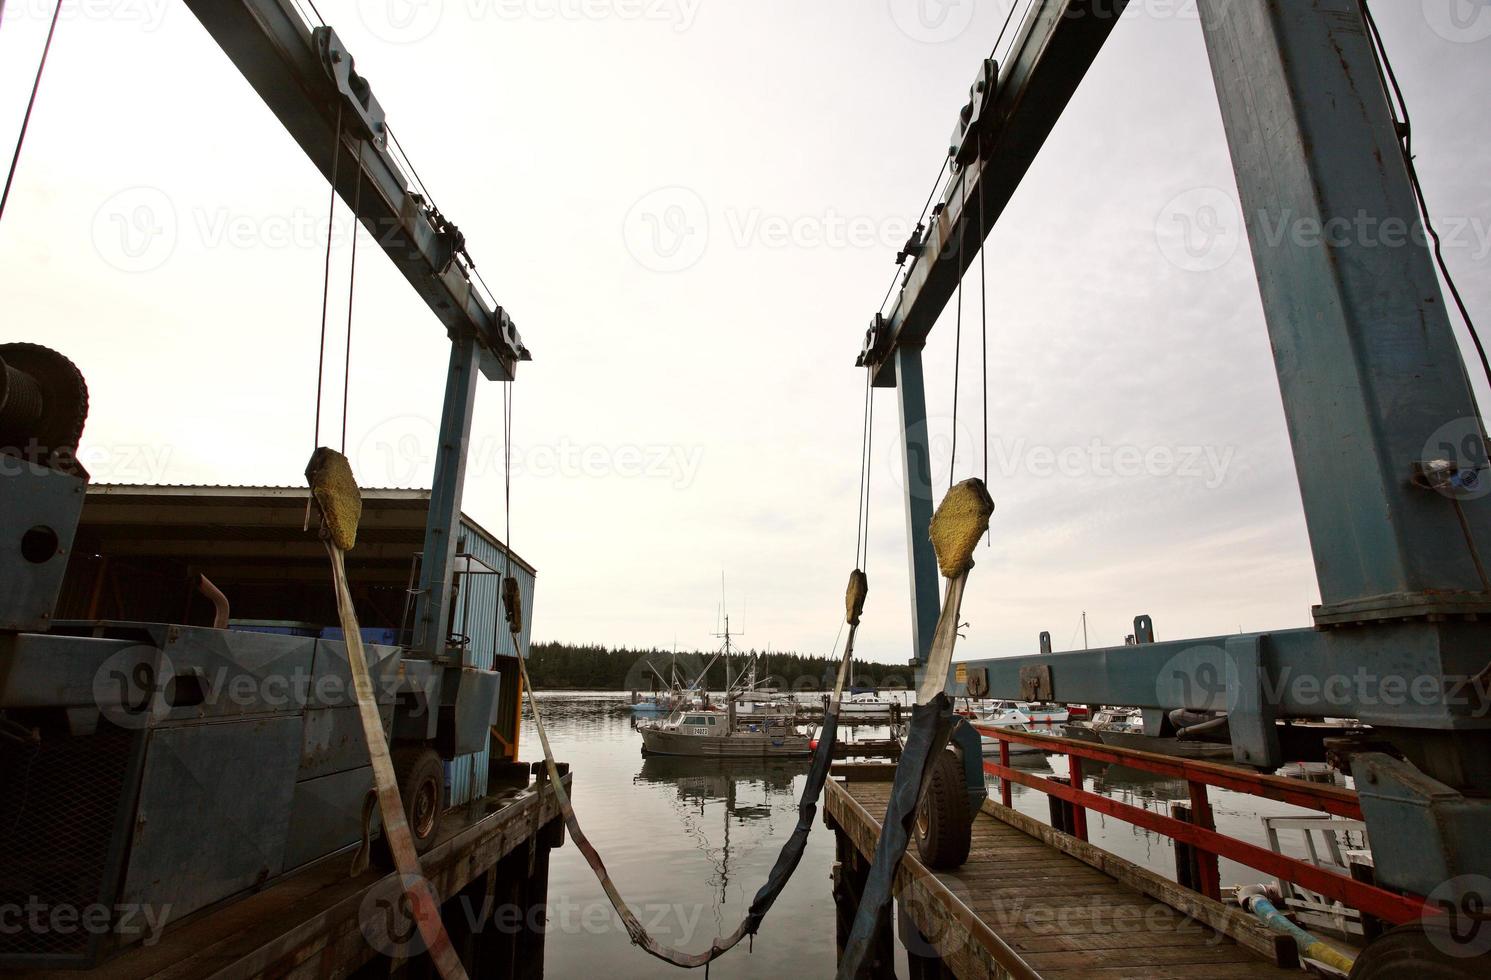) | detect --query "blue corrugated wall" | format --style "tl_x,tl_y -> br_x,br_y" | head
446,517 -> 535,806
